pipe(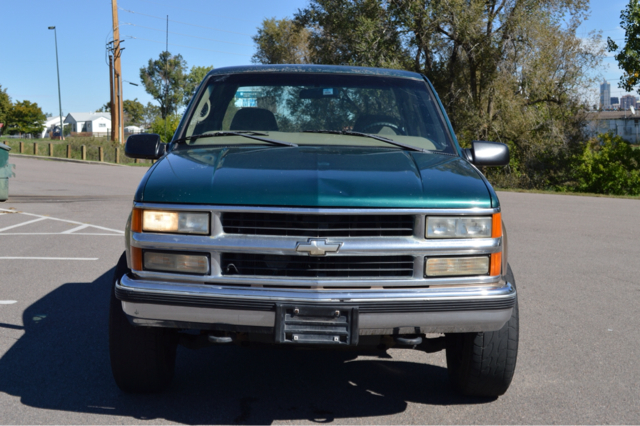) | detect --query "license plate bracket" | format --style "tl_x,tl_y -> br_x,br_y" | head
275,304 -> 359,346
